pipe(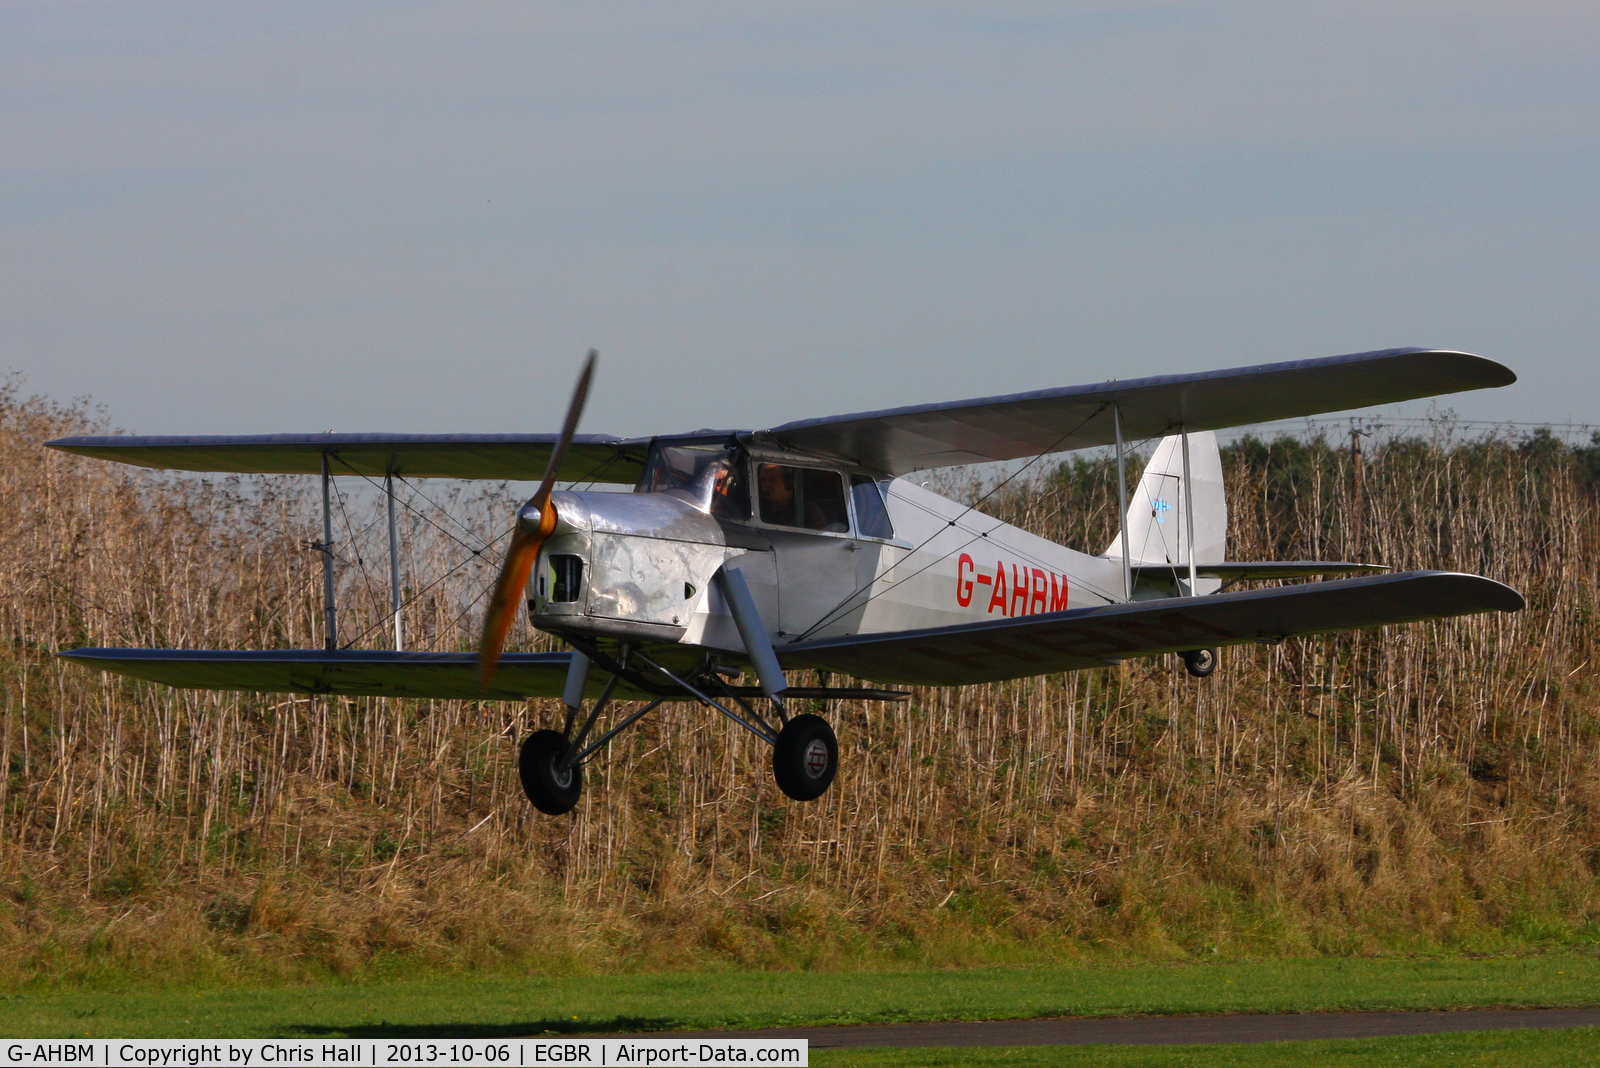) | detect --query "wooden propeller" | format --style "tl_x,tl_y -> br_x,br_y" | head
477,350 -> 597,685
